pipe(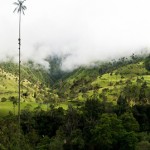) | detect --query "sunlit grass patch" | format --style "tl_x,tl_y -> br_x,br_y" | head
0,101 -> 47,117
